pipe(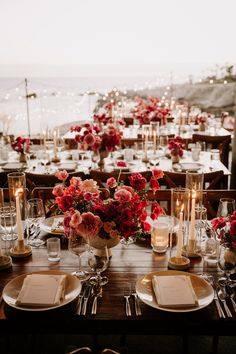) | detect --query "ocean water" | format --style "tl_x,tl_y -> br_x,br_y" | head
0,76 -> 163,136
